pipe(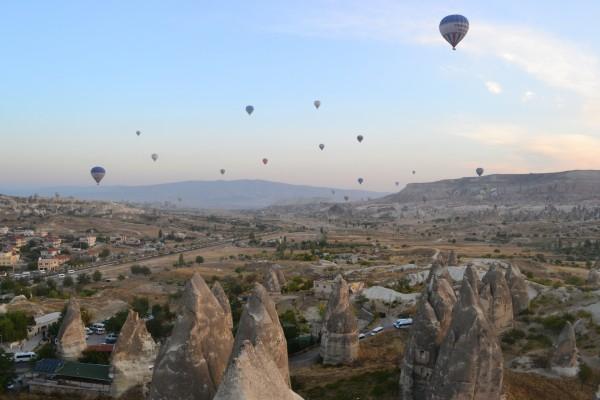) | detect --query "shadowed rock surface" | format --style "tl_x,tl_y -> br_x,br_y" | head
480,265 -> 514,332
446,250 -> 458,266
551,321 -> 578,376
110,310 -> 158,398
463,265 -> 480,295
320,275 -> 359,365
212,281 -> 233,331
149,273 -> 234,400
400,268 -> 457,400
56,297 -> 87,361
214,341 -> 303,400
505,264 -> 530,316
588,269 -> 600,287
427,278 -> 504,400
264,266 -> 286,294
231,283 -> 289,386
